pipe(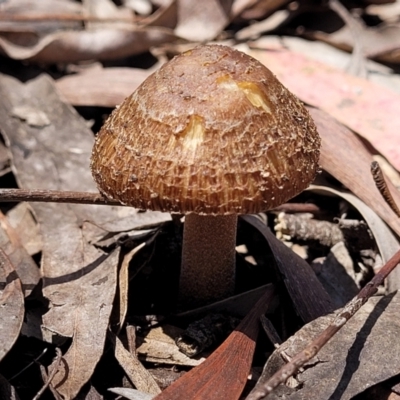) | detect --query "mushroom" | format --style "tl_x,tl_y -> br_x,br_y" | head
90,44 -> 321,308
